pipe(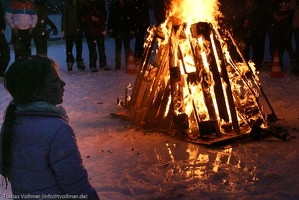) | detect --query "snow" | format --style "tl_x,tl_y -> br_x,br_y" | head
0,37 -> 299,200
